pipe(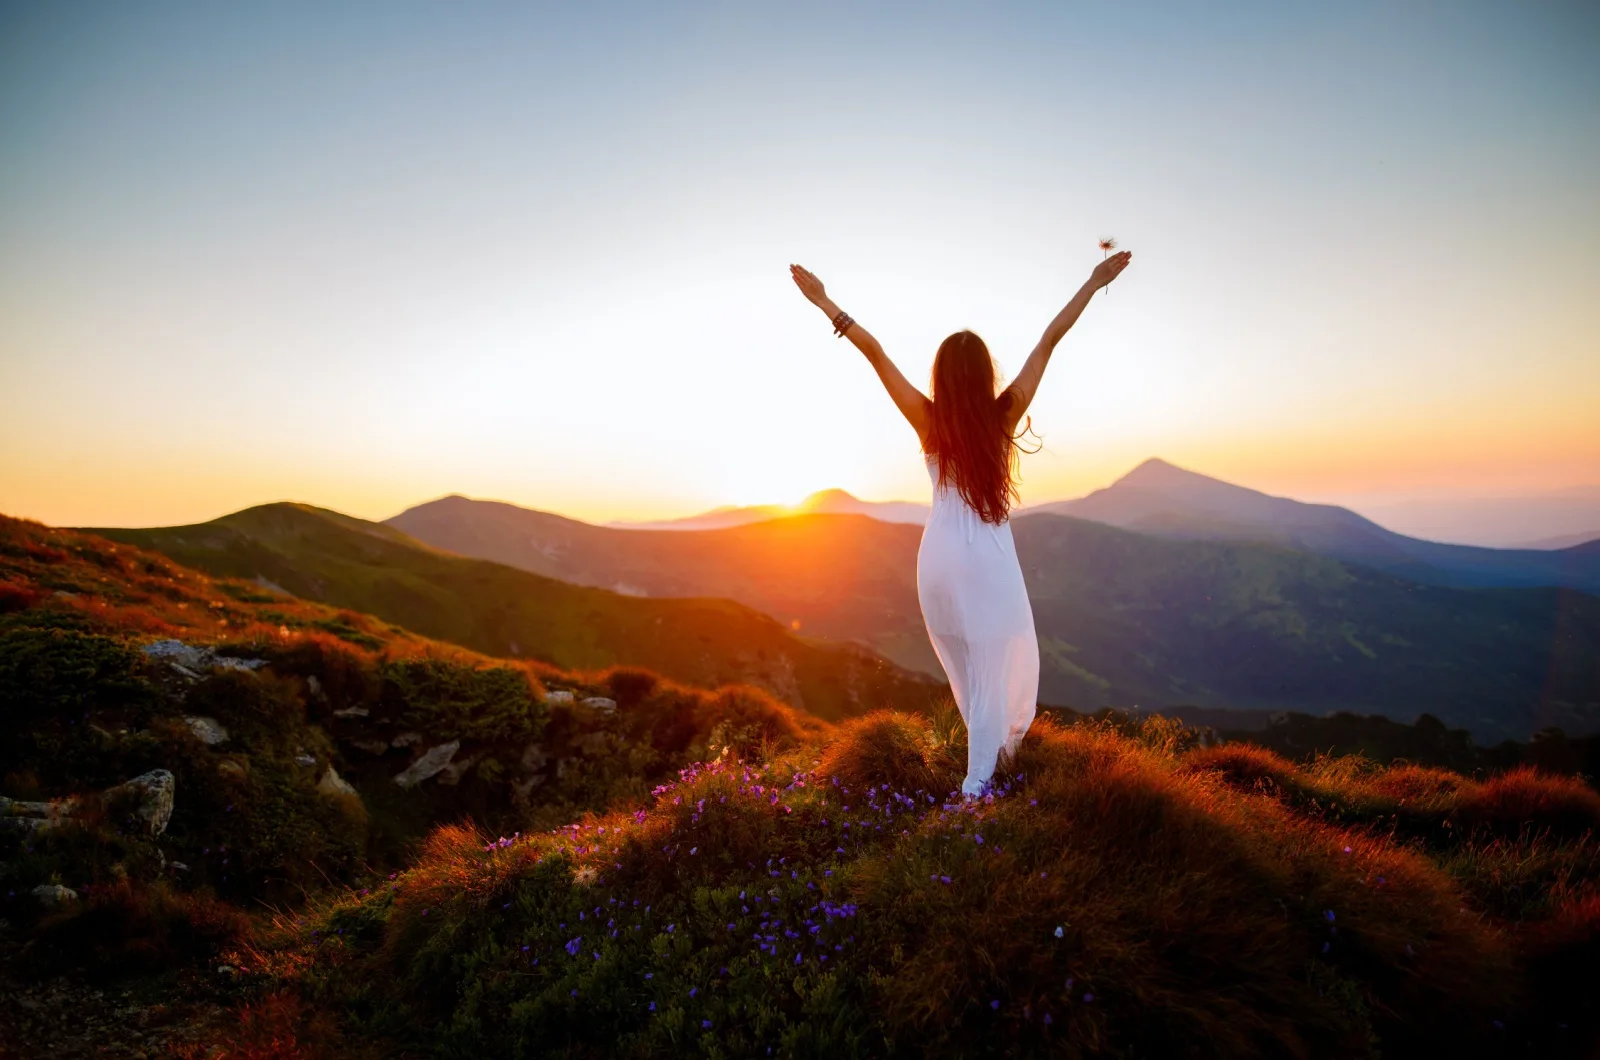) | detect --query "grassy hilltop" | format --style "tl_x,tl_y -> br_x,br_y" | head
2,512 -> 1598,1057
92,503 -> 942,723
232,711 -> 1600,1059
